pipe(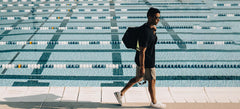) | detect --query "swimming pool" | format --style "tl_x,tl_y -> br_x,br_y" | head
0,0 -> 240,87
